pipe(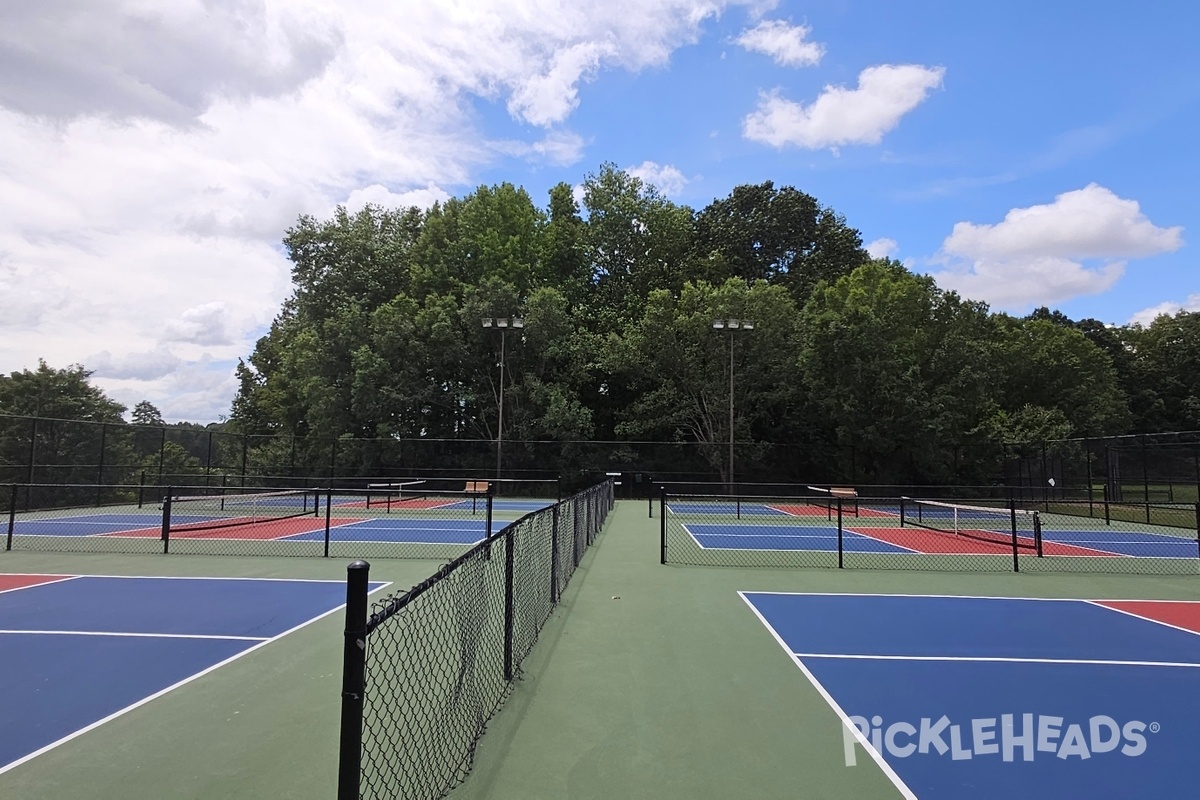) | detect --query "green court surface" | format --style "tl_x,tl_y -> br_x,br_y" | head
3,502 -> 1200,799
